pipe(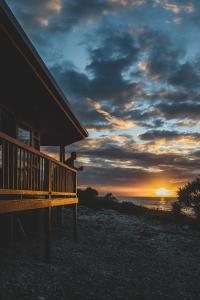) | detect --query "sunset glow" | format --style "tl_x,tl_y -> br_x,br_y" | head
155,188 -> 171,197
